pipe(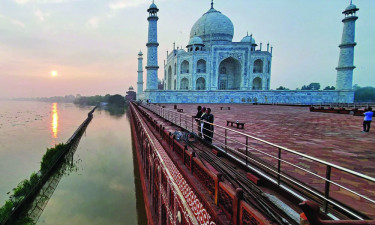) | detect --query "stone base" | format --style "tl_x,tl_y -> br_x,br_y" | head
144,90 -> 354,104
